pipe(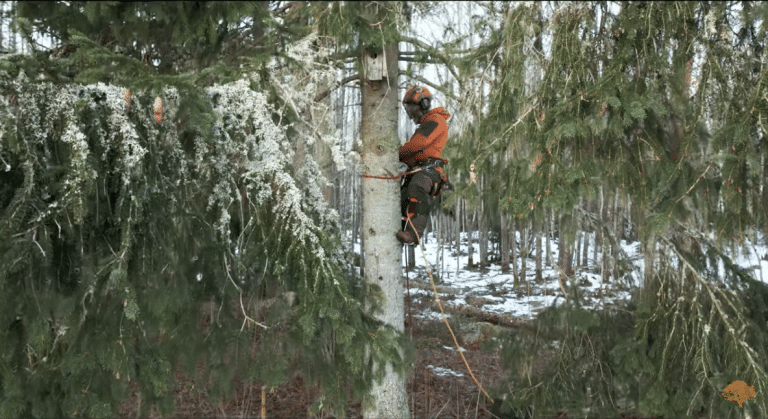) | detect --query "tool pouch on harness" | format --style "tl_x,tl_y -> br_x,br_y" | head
420,158 -> 453,197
